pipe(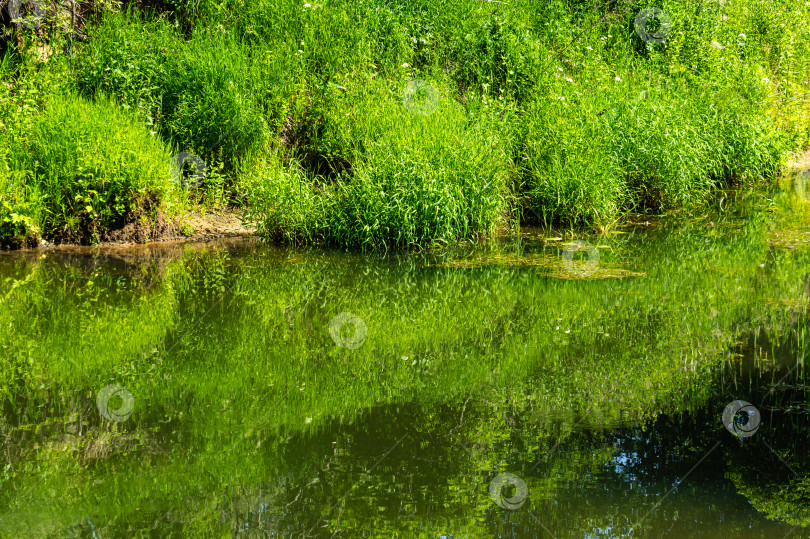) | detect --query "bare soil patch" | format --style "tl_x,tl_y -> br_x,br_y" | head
31,207 -> 258,250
